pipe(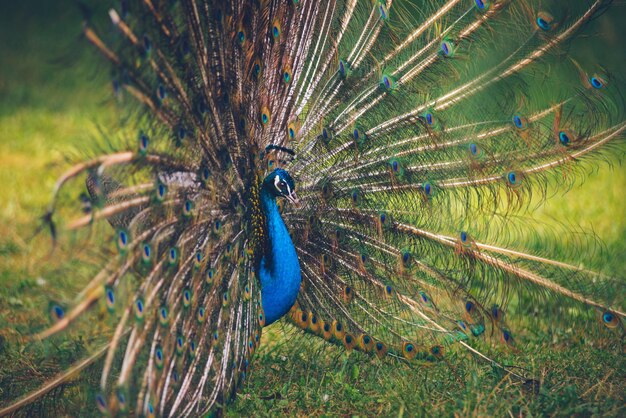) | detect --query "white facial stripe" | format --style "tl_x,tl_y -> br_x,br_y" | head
274,175 -> 281,193
274,174 -> 292,196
